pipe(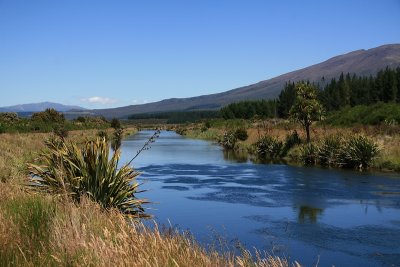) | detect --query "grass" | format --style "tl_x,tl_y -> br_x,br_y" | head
0,128 -> 298,266
179,119 -> 400,172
